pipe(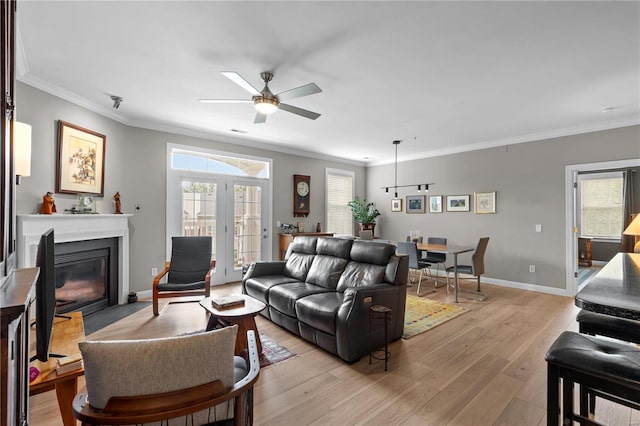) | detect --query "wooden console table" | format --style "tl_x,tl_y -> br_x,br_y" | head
278,232 -> 334,260
30,311 -> 86,426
